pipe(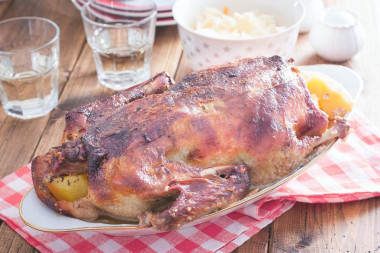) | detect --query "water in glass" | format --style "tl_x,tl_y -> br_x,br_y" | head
0,56 -> 58,119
